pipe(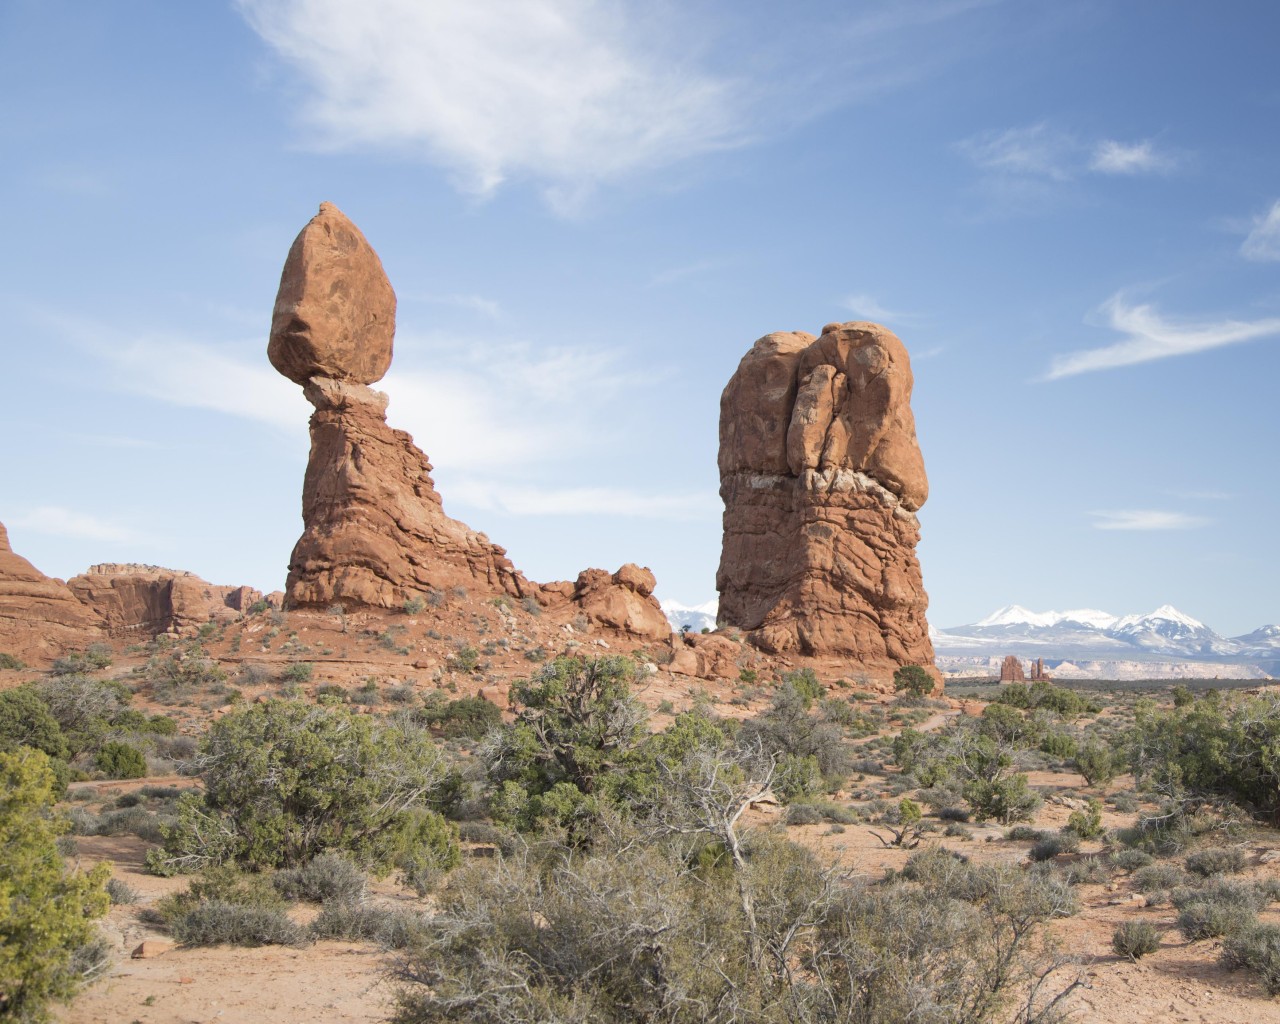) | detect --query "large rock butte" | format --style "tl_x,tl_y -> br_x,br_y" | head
716,322 -> 934,671
67,565 -> 264,638
271,203 -> 670,641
